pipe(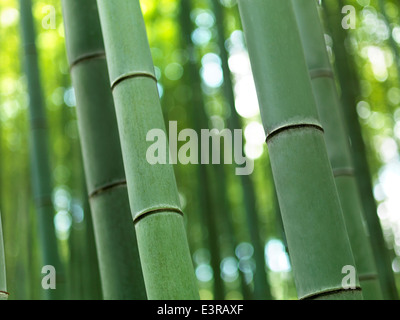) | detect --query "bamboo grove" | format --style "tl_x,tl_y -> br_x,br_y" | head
0,0 -> 399,300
